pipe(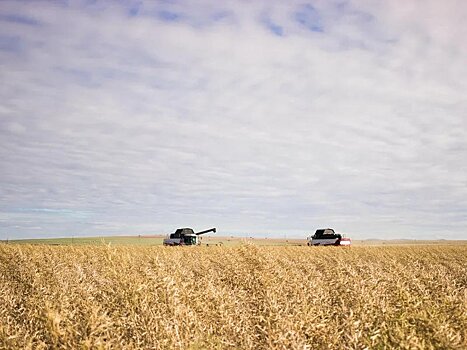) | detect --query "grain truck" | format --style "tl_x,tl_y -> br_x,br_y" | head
307,228 -> 351,246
